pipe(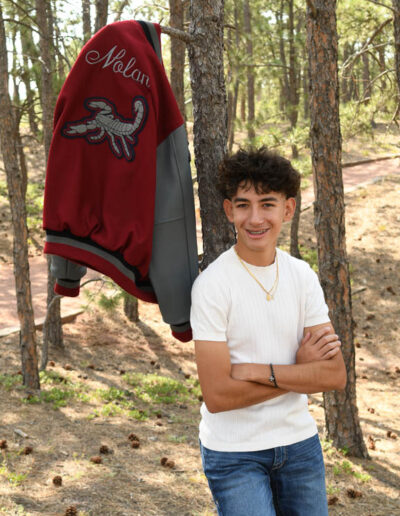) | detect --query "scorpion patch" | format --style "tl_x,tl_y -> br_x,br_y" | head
62,96 -> 148,161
